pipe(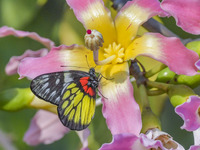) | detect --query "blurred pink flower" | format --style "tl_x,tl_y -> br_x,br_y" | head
161,0 -> 200,34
